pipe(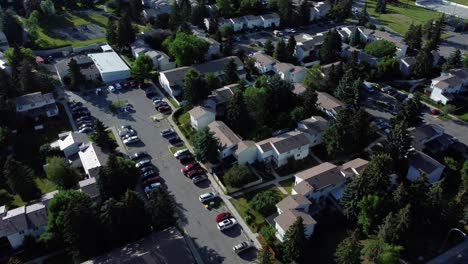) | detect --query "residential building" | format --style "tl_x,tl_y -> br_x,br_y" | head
189,106 -> 216,130
294,33 -> 326,62
399,57 -> 416,77
199,36 -> 221,57
296,116 -> 328,146
316,92 -> 345,118
0,31 -> 9,51
204,83 -> 239,115
0,51 -> 12,74
88,51 -> 131,83
292,158 -> 368,201
234,140 -> 258,165
256,131 -> 310,167
276,194 -> 312,215
146,50 -> 176,71
310,1 -> 331,21
273,62 -> 307,83
260,13 -> 281,28
406,150 -> 445,184
429,68 -> 468,105
57,131 -> 89,158
148,0 -> 172,17
292,83 -> 307,96
251,52 -> 276,73
230,17 -> 245,31
79,177 -> 100,201
83,227 -> 195,264
208,121 -> 242,159
78,142 -> 109,178
341,45 -> 379,67
243,15 -> 263,29
55,55 -> 100,84
274,209 -> 317,242
15,92 -> 59,118
409,124 -> 444,151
